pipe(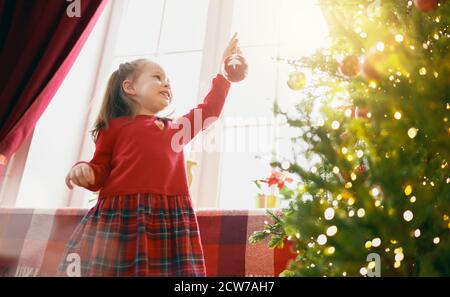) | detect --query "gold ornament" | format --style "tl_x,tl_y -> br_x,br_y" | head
287,70 -> 306,90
